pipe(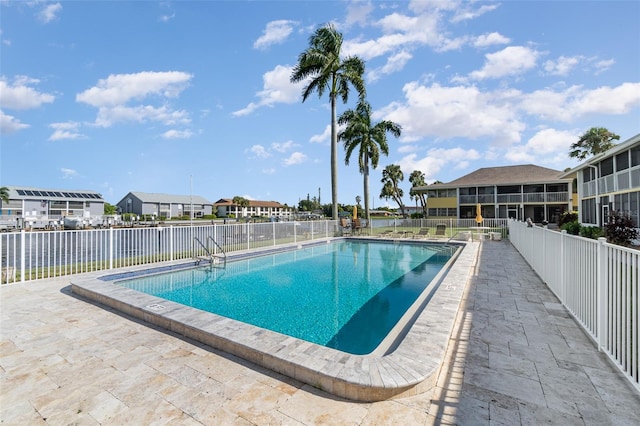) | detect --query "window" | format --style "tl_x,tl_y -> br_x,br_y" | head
17,190 -> 25,195
600,157 -> 614,176
616,151 -> 629,171
459,187 -> 476,196
632,146 -> 640,167
497,185 -> 520,194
